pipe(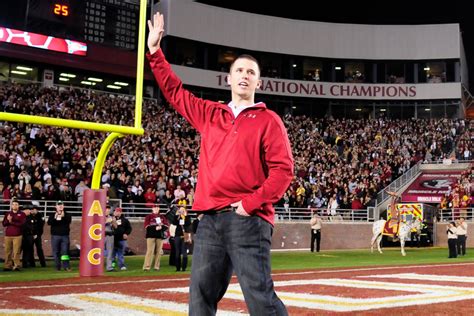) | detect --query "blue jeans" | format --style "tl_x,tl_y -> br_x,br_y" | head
104,235 -> 114,270
51,235 -> 70,270
113,240 -> 127,268
190,211 -> 287,316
